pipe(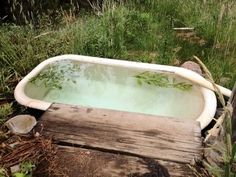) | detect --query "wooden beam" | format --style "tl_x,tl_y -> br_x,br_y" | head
36,103 -> 202,164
